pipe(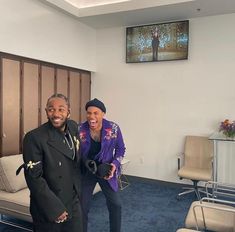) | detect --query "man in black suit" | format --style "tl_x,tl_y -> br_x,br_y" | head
23,93 -> 82,232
